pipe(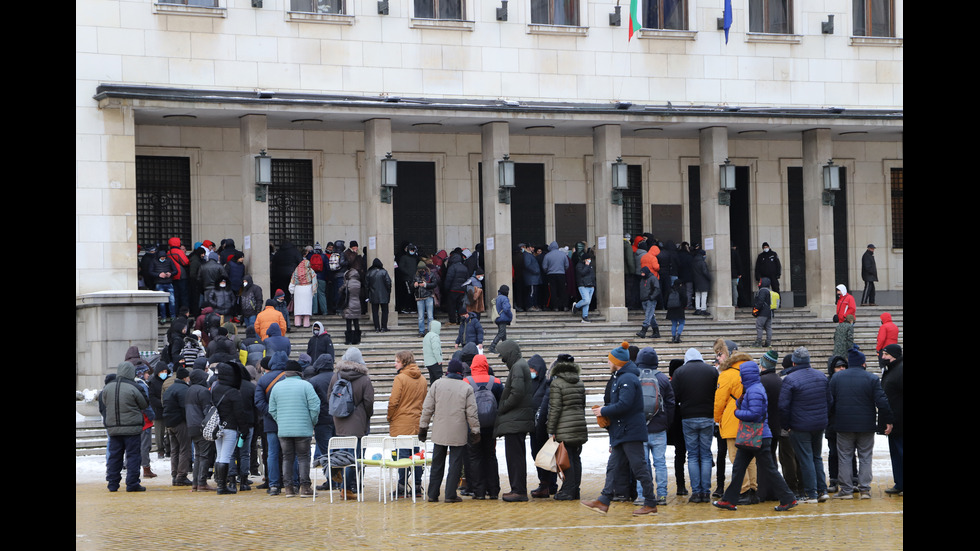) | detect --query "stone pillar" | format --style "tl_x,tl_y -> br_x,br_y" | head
240,115 -> 271,296
76,291 -> 167,392
76,100 -> 137,295
481,122 -> 513,316
592,125 -> 627,323
698,126 -> 734,321
363,118 -> 398,325
802,128 -> 837,319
